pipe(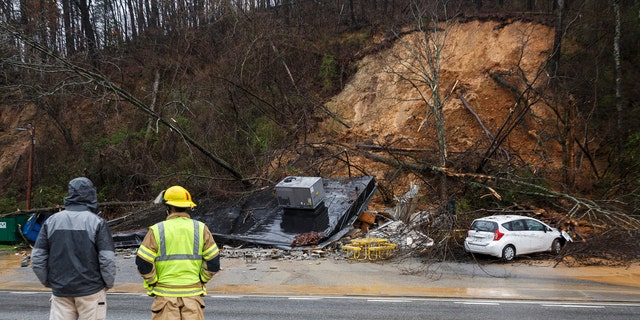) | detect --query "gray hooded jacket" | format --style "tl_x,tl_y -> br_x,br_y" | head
31,177 -> 116,297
